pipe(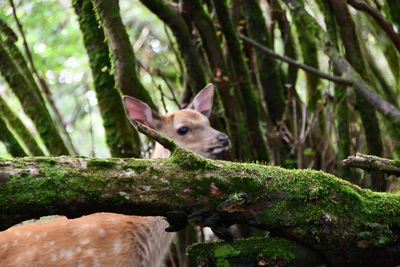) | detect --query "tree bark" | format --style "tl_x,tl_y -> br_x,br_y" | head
0,36 -> 70,156
180,0 -> 253,160
0,117 -> 27,157
1,152 -> 400,265
212,0 -> 269,161
73,0 -> 141,158
343,153 -> 400,175
241,0 -> 285,125
0,96 -> 44,156
91,0 -> 156,109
